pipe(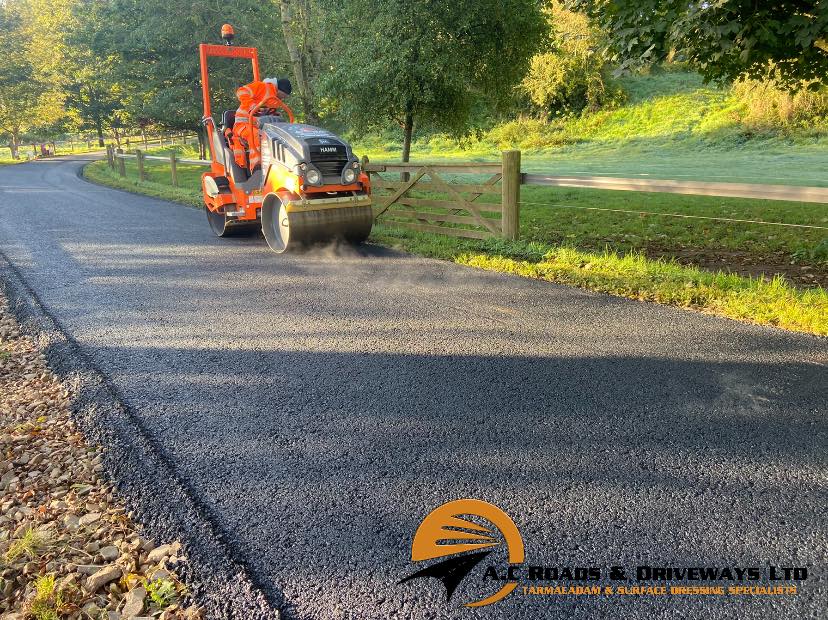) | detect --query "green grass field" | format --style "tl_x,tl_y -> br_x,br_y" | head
84,145 -> 206,207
